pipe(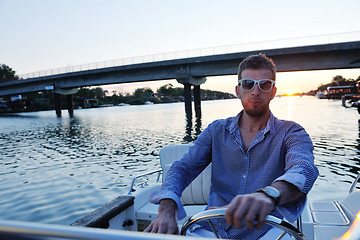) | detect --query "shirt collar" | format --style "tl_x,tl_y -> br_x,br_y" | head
227,110 -> 275,136
263,111 -> 274,135
227,111 -> 242,134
